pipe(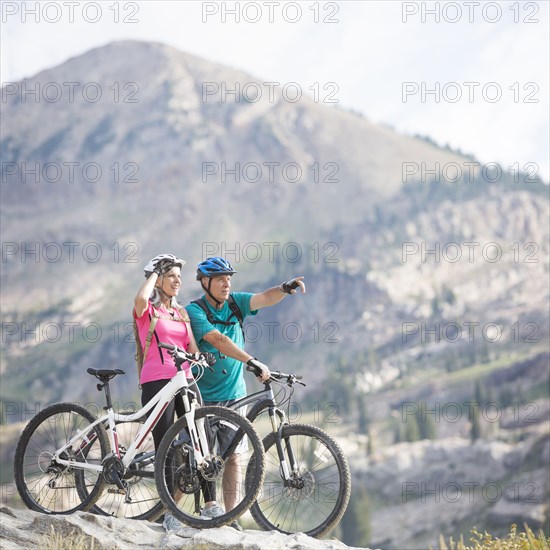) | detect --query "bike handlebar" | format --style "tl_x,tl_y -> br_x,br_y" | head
246,365 -> 305,386
158,342 -> 216,370
159,342 -> 303,385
